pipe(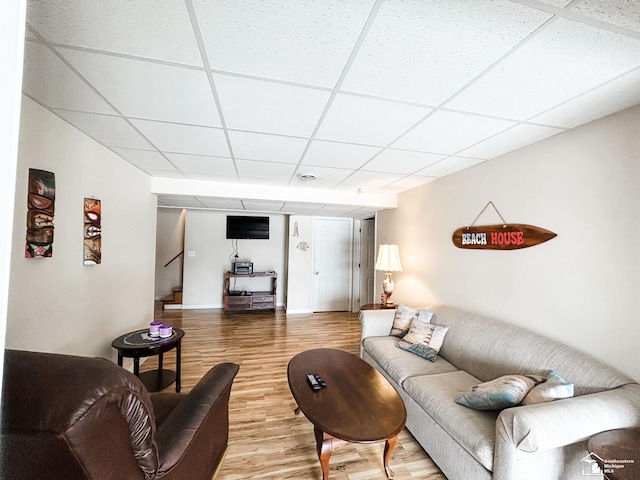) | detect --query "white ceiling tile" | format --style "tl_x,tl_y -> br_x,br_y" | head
131,120 -> 230,157
447,18 -> 640,120
193,0 -> 373,87
164,153 -> 237,175
533,0 -> 574,7
459,124 -> 565,159
530,68 -> 640,128
53,110 -> 153,149
341,171 -> 404,188
111,147 -> 176,170
416,157 -> 485,177
363,149 -> 445,174
22,0 -> 640,215
197,197 -> 244,210
145,169 -> 185,179
157,195 -> 204,208
316,94 -> 432,146
228,131 -> 308,164
282,203 -> 323,215
385,175 -> 436,190
27,0 -> 203,66
342,0 -> 551,104
303,140 -> 381,169
315,205 -> 364,216
393,110 -> 515,154
23,42 -> 116,114
58,48 -> 220,126
569,0 -> 640,33
241,200 -> 285,212
183,172 -> 239,182
235,159 -> 297,179
214,74 -> 330,137
293,165 -> 355,184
